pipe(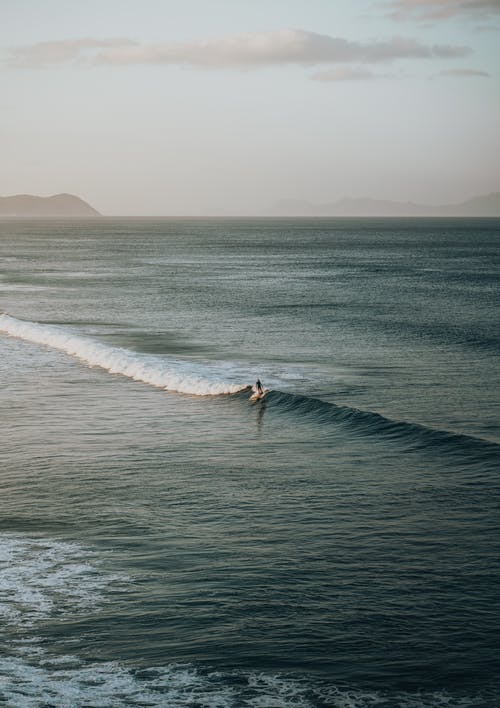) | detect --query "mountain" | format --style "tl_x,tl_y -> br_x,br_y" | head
448,193 -> 500,217
0,193 -> 100,217
268,193 -> 500,217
